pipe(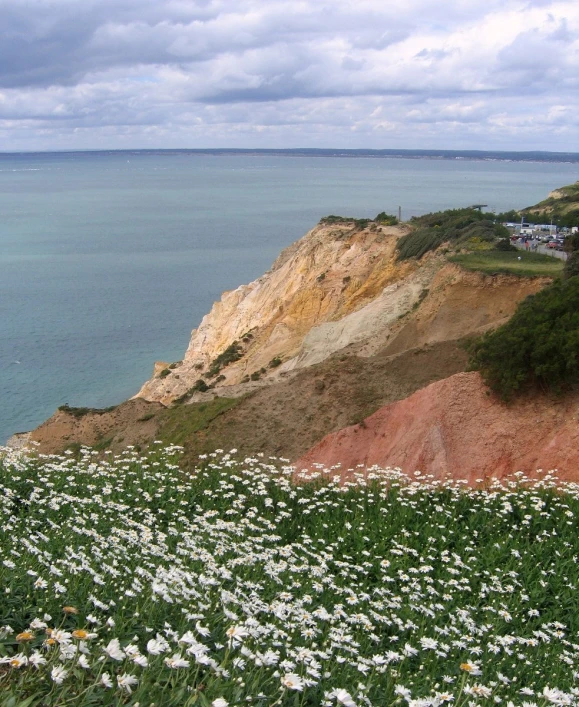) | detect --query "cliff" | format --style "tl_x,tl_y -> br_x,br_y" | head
135,219 -> 547,407
136,220 -> 427,404
295,372 -> 579,483
23,227 -> 549,465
